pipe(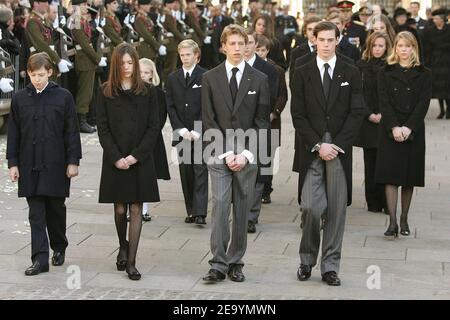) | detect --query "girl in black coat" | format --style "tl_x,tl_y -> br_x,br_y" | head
97,44 -> 160,280
423,8 -> 450,119
375,32 -> 432,239
139,57 -> 170,221
355,32 -> 391,213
